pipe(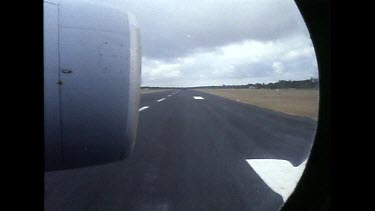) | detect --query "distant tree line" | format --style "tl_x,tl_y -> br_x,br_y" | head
251,78 -> 319,89
141,78 -> 319,89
